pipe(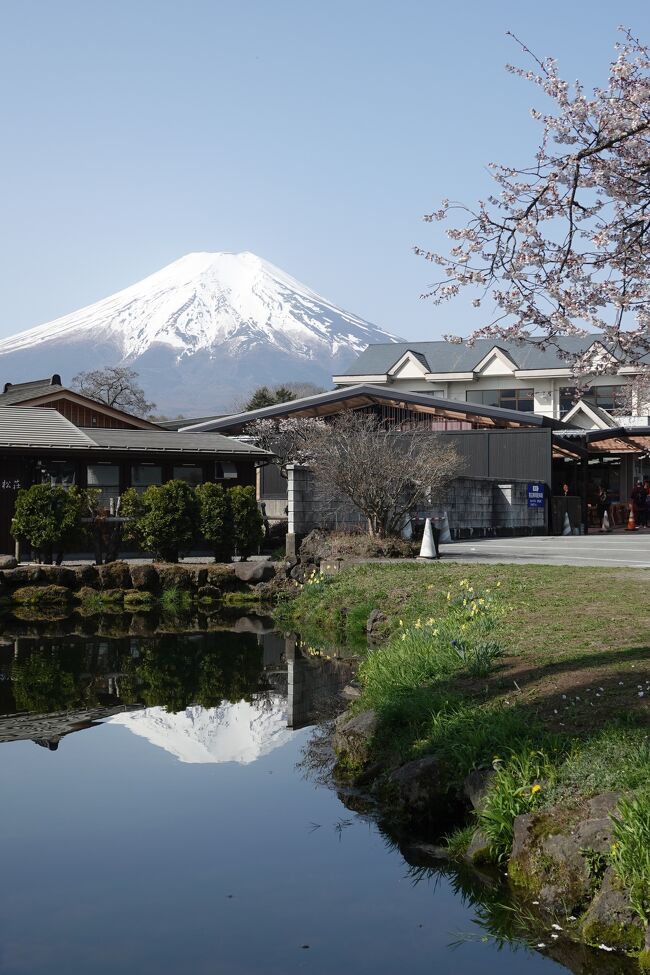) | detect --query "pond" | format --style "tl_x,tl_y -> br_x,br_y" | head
0,618 -> 625,974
